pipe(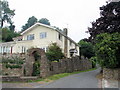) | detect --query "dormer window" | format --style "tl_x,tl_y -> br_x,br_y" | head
27,34 -> 34,40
